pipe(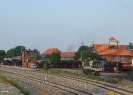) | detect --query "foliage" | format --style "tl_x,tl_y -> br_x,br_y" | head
89,52 -> 102,60
43,63 -> 48,70
50,52 -> 61,65
34,49 -> 42,60
78,45 -> 90,52
44,54 -> 51,59
0,50 -> 6,61
85,58 -> 91,65
129,42 -> 133,49
7,46 -> 25,56
0,75 -> 29,95
73,45 -> 90,61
